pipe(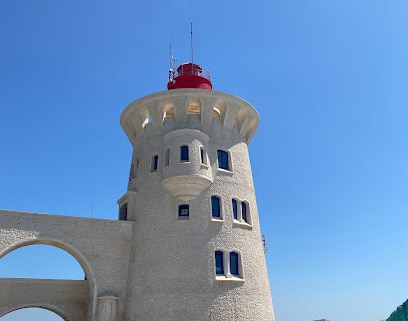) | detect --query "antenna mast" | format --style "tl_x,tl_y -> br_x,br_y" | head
190,1 -> 194,64
169,34 -> 176,81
